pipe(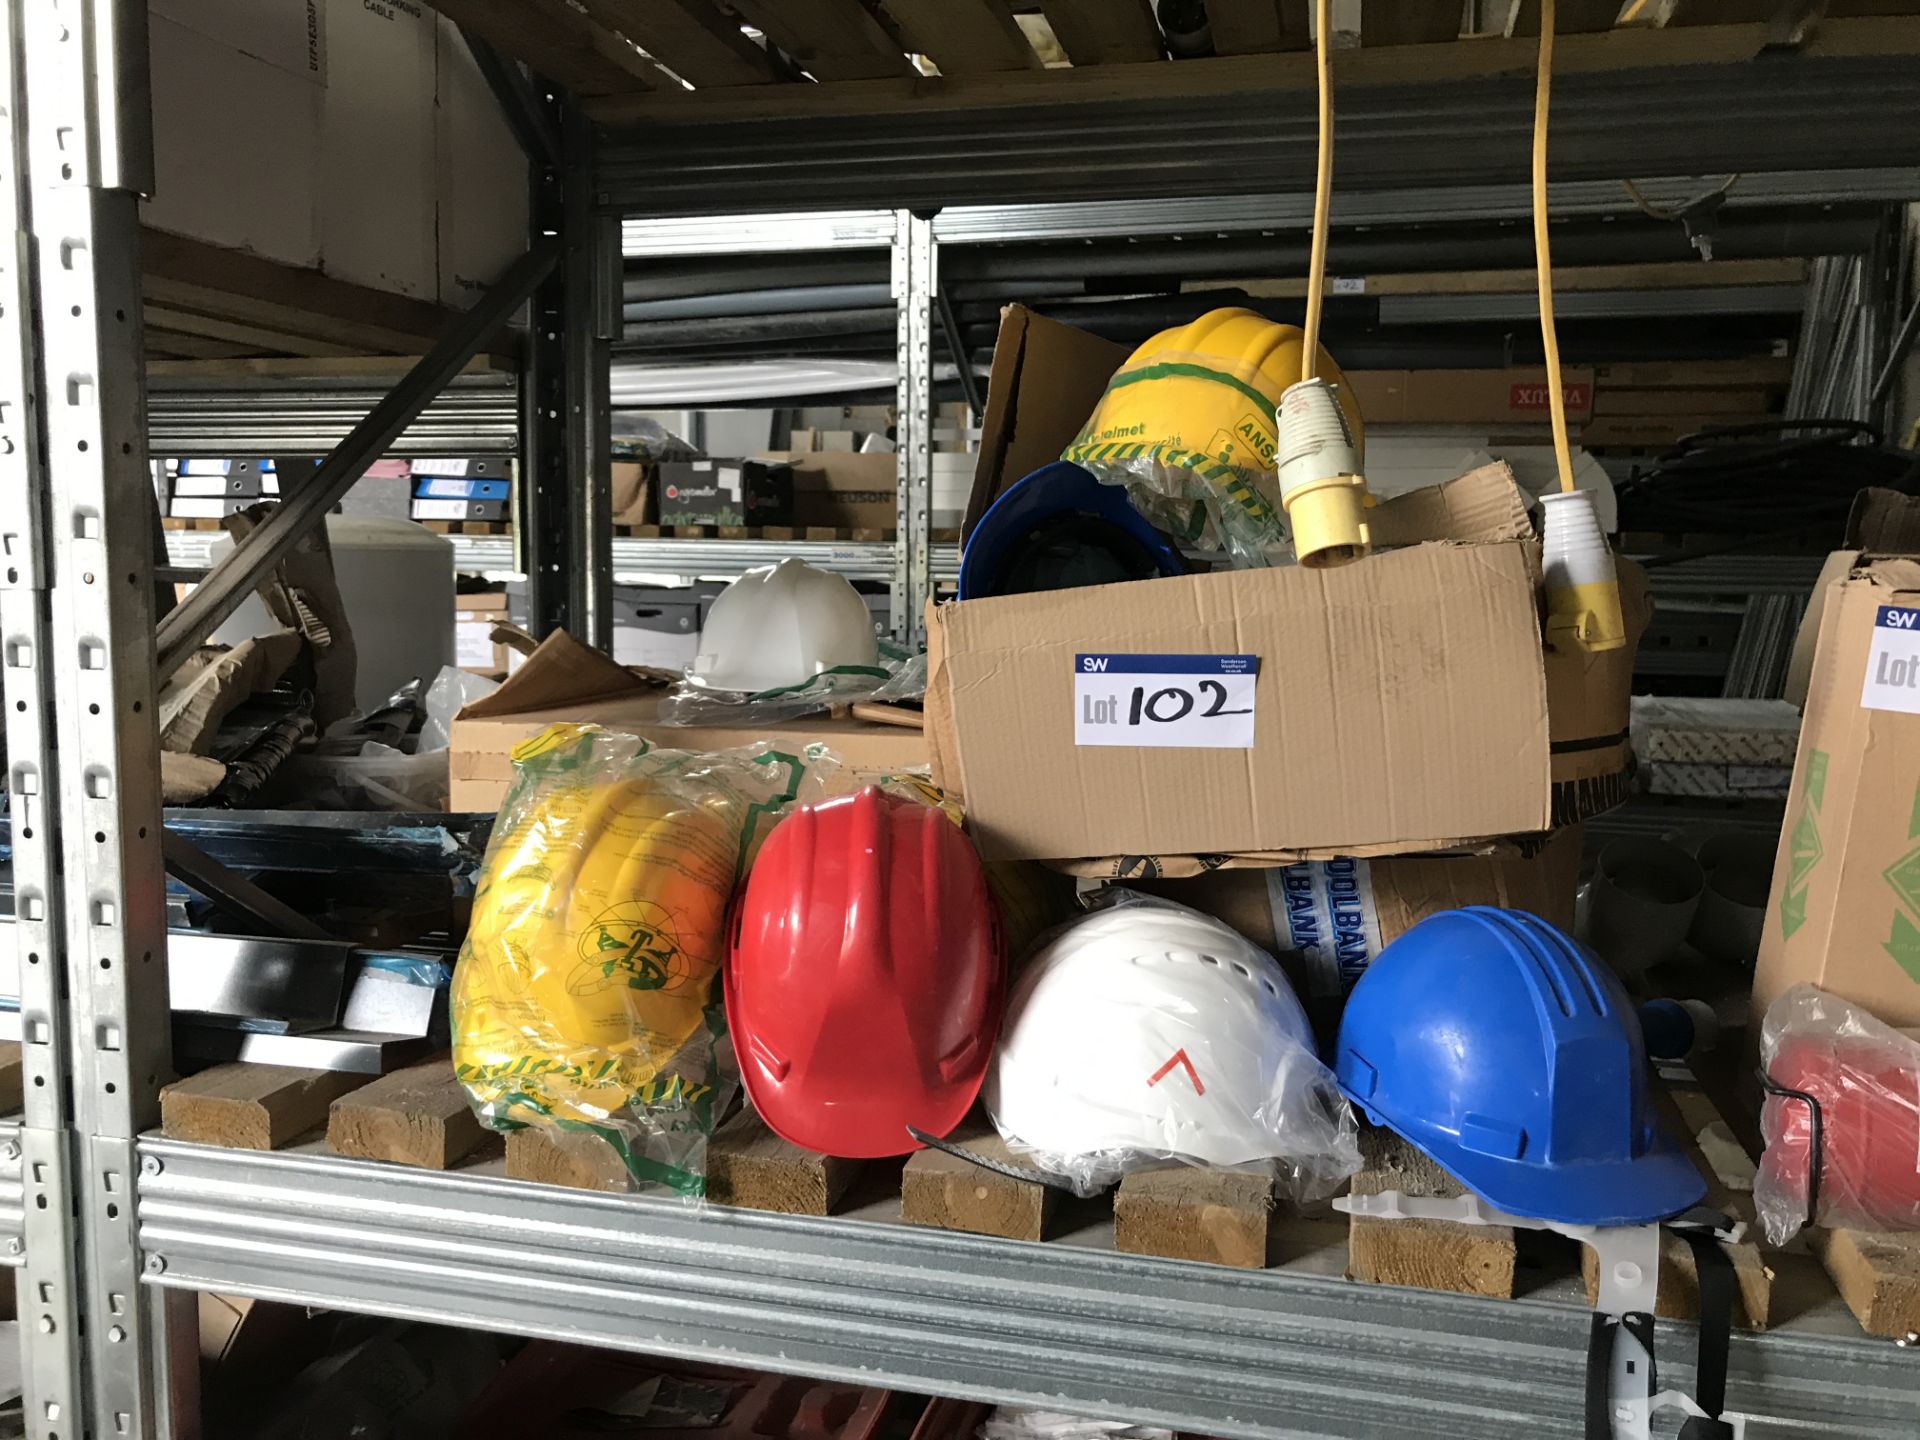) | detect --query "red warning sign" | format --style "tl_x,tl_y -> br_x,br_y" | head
1147,1047 -> 1205,1096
